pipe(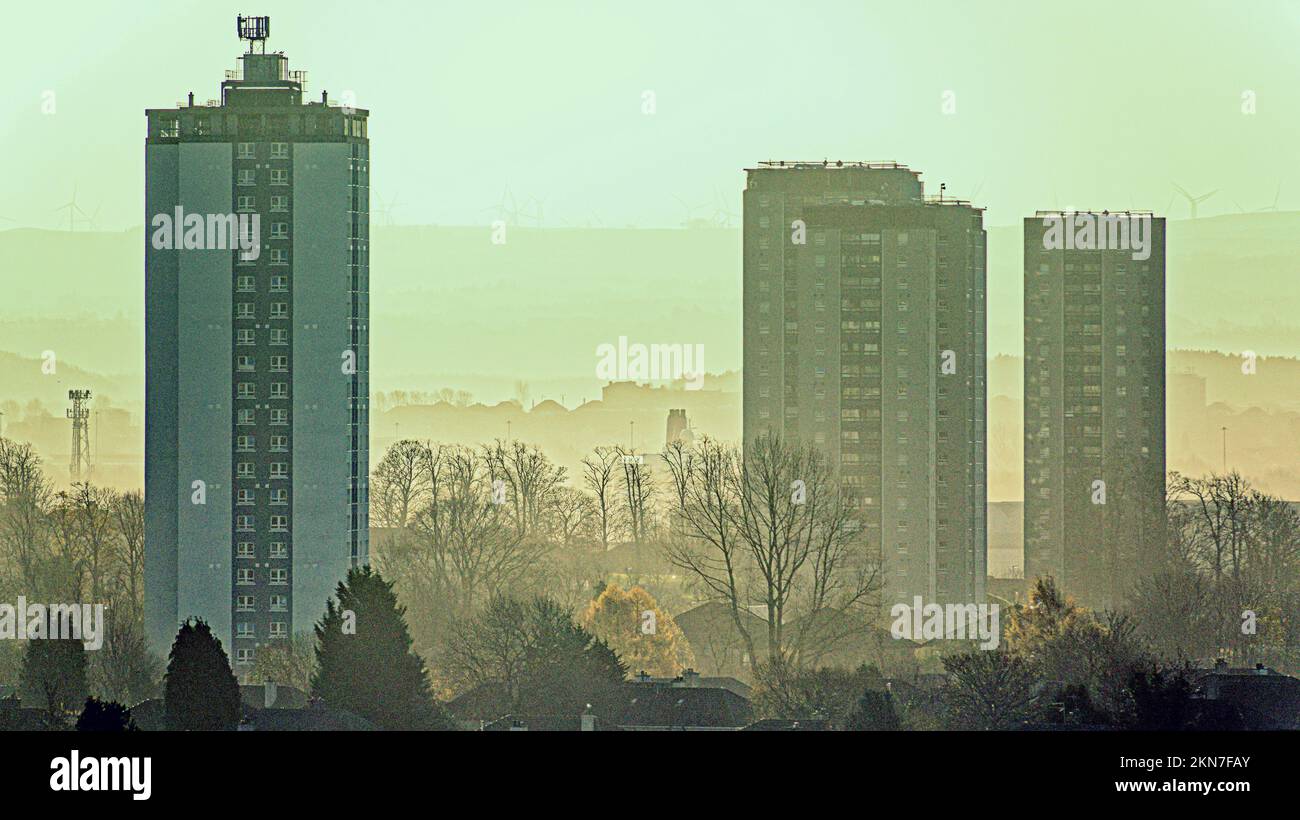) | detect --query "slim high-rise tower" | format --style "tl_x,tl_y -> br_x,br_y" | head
1023,210 -> 1165,609
742,161 -> 987,608
145,18 -> 370,672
